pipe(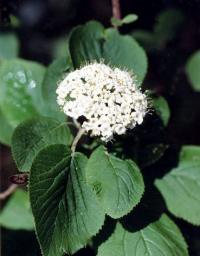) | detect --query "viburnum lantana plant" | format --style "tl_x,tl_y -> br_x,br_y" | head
2,17 -> 195,256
